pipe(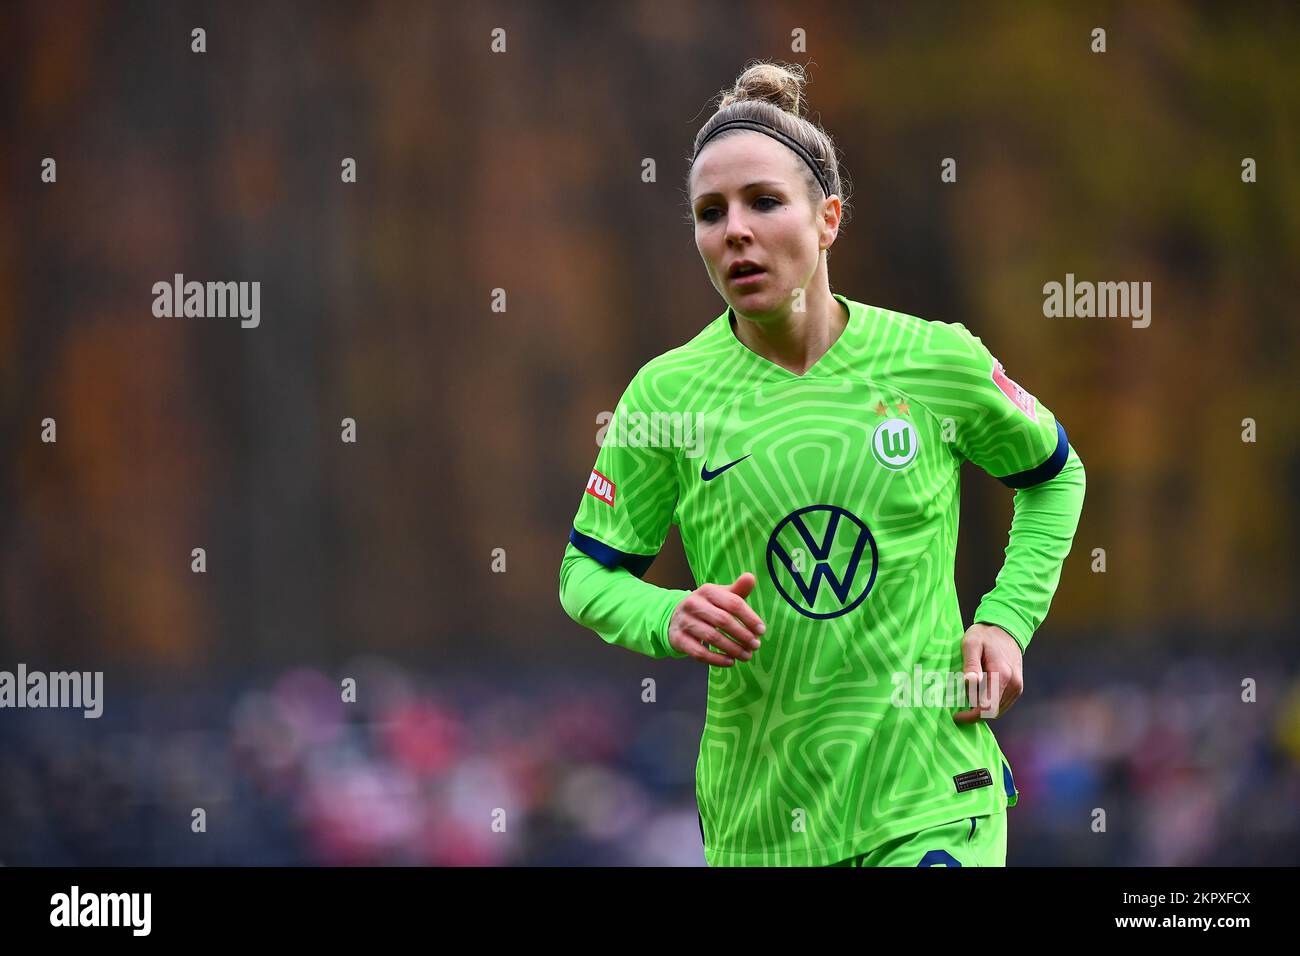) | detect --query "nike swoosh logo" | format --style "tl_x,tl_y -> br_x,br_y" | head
701,455 -> 751,481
